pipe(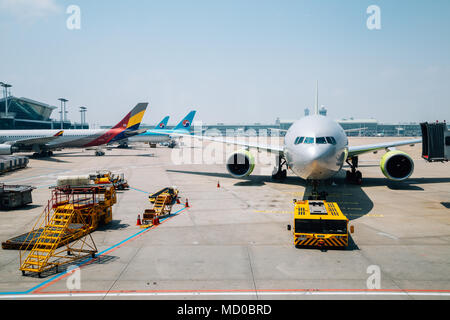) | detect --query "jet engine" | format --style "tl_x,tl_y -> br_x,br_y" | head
0,144 -> 13,155
380,150 -> 414,181
226,150 -> 255,178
